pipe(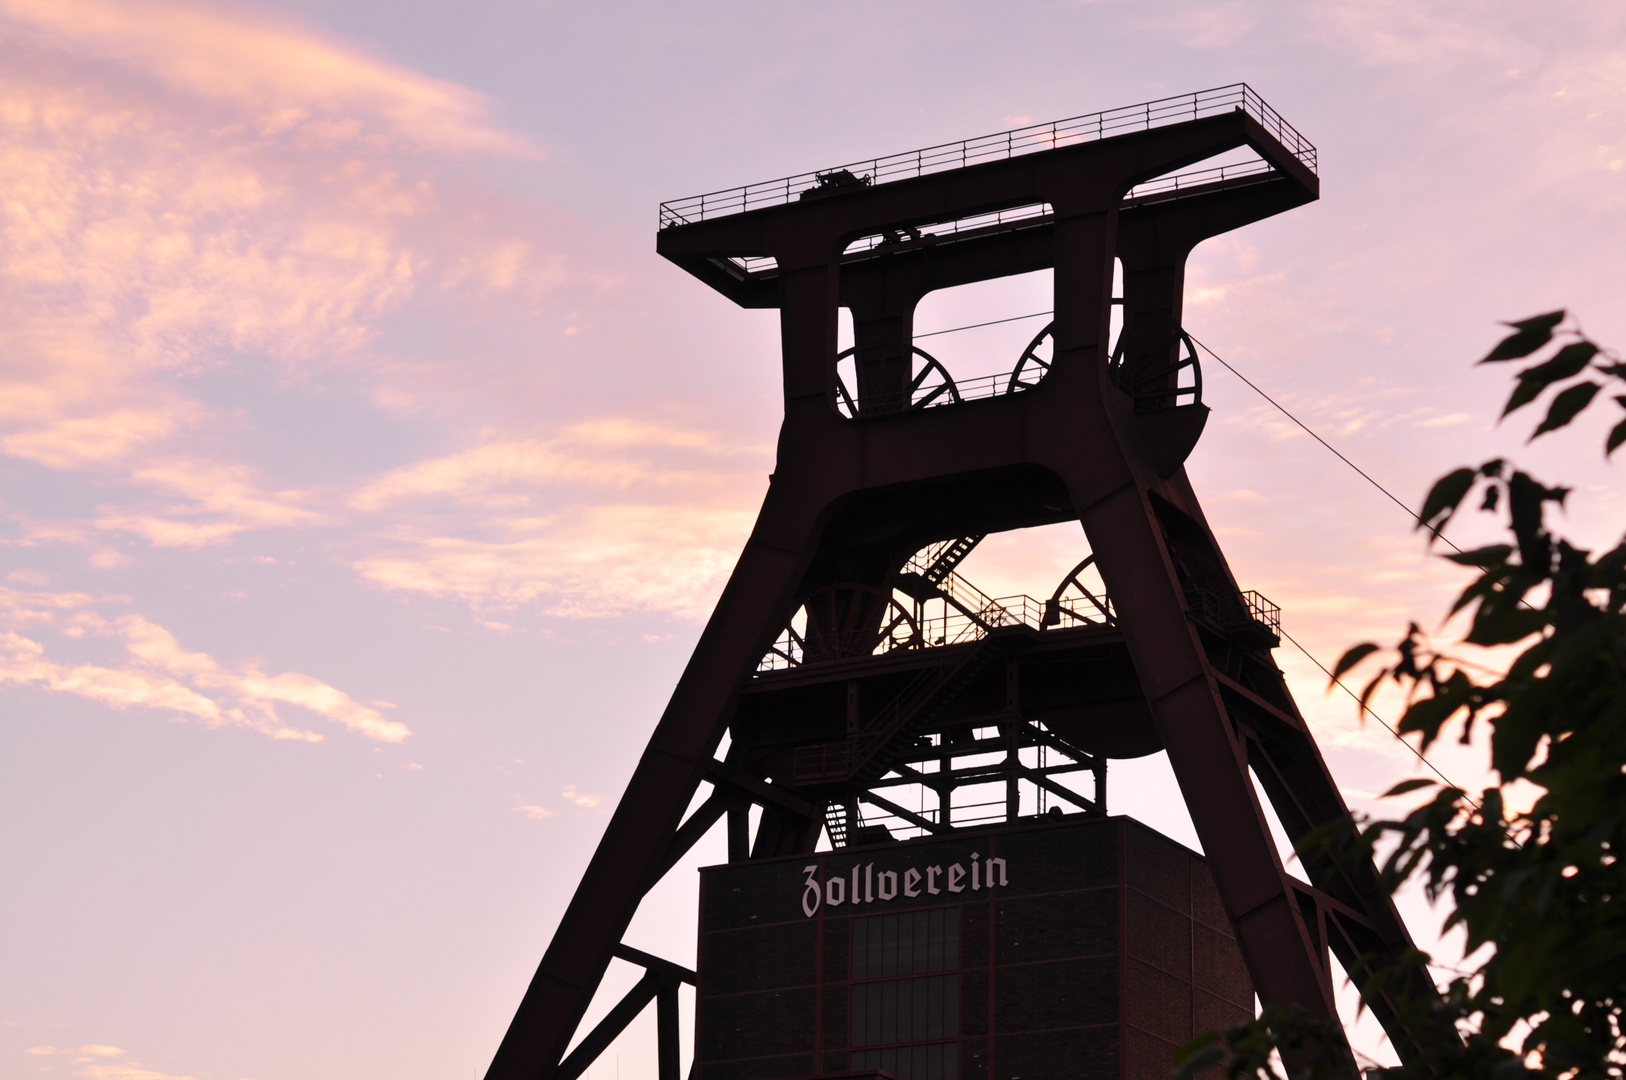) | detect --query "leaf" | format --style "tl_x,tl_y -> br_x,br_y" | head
1504,341 -> 1601,417
1383,778 -> 1438,797
1358,670 -> 1389,714
1480,310 -> 1565,362
1444,544 -> 1513,567
1508,341 -> 1600,408
1332,642 -> 1380,681
1172,1032 -> 1228,1080
1464,607 -> 1548,646
1417,467 -> 1477,536
1507,471 -> 1566,559
1507,310 -> 1566,334
1530,380 -> 1600,439
1502,377 -> 1546,416
1607,417 -> 1626,457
